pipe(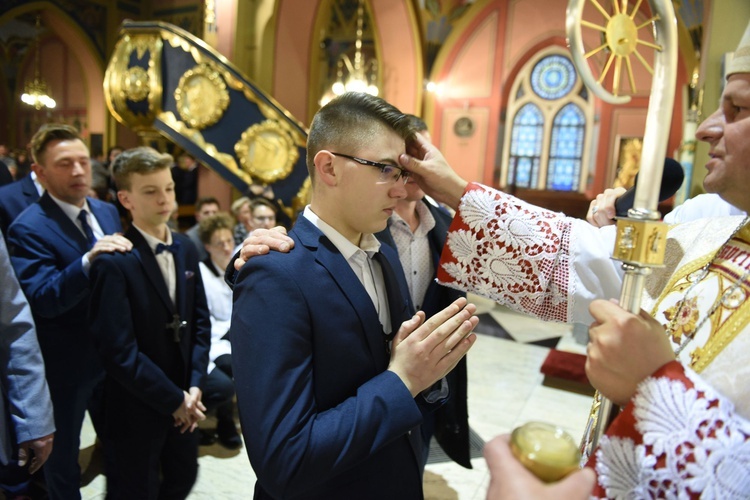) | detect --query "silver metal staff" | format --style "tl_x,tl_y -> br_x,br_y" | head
566,0 -> 678,463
